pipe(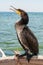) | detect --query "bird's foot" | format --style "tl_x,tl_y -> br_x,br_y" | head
15,53 -> 26,58
14,51 -> 21,58
15,54 -> 23,59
